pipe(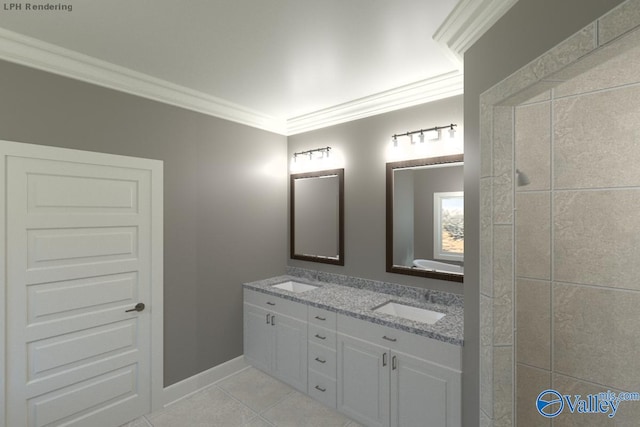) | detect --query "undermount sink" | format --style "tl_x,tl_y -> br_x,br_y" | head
271,281 -> 319,293
374,301 -> 445,324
